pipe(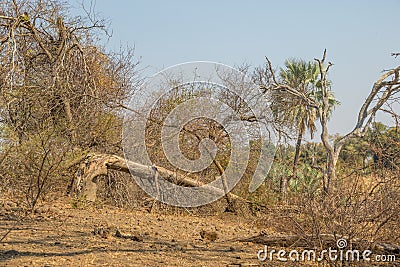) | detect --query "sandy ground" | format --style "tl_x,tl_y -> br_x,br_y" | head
2,198 -> 398,267
0,198 -> 282,267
